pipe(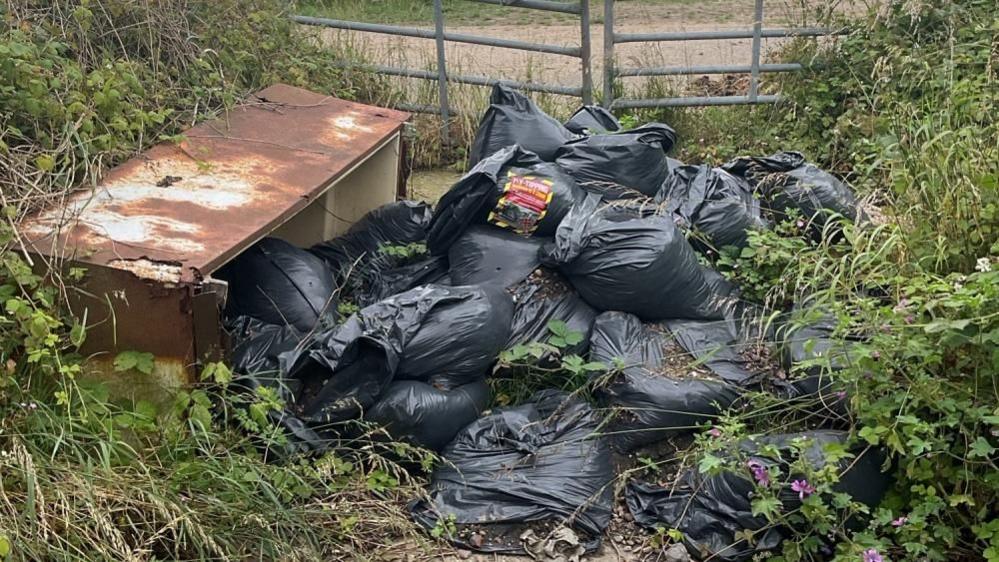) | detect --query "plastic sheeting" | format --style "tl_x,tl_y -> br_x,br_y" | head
505,267 -> 597,361
626,431 -> 890,561
410,390 -> 615,554
589,312 -> 741,451
540,194 -> 731,321
447,225 -> 547,289
468,84 -> 574,166
722,151 -> 860,235
555,123 -> 677,197
309,201 -> 431,279
659,164 -> 768,251
564,105 -> 621,135
367,379 -> 491,451
280,284 -> 513,426
428,145 -> 585,254
218,237 -> 336,332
